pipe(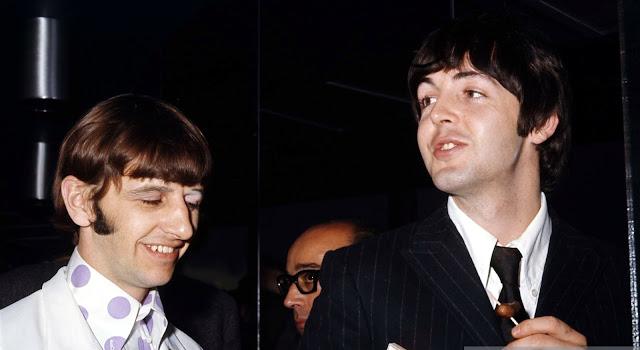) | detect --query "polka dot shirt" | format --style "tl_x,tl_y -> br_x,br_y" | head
66,248 -> 171,350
